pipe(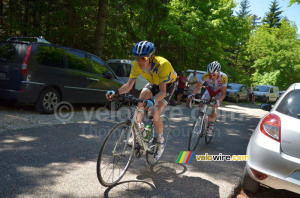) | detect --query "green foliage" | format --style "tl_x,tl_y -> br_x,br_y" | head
262,0 -> 283,28
247,20 -> 300,89
289,0 -> 300,6
236,0 -> 251,18
0,0 -> 299,89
